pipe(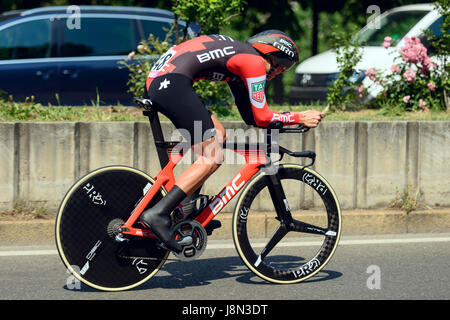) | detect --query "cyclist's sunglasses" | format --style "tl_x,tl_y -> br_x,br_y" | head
268,58 -> 286,78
